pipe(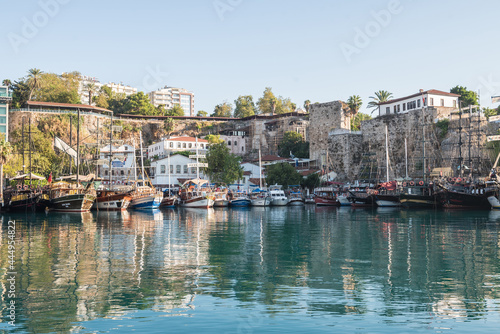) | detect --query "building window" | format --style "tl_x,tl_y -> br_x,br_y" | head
397,105 -> 400,113
453,100 -> 457,108
417,99 -> 421,108
189,143 -> 192,148
121,170 -> 124,176
430,98 -> 434,106
184,165 -> 188,174
170,142 -> 173,148
394,105 -> 397,113
170,165 -> 174,174
242,146 -> 244,152
182,143 -> 186,148
441,99 -> 444,106
191,167 -> 196,174
105,170 -> 108,176
234,141 -> 238,146
161,165 -> 166,174
386,107 -> 390,114
403,104 -> 406,111
228,141 -> 231,146
177,142 -> 181,148
176,165 -> 181,174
